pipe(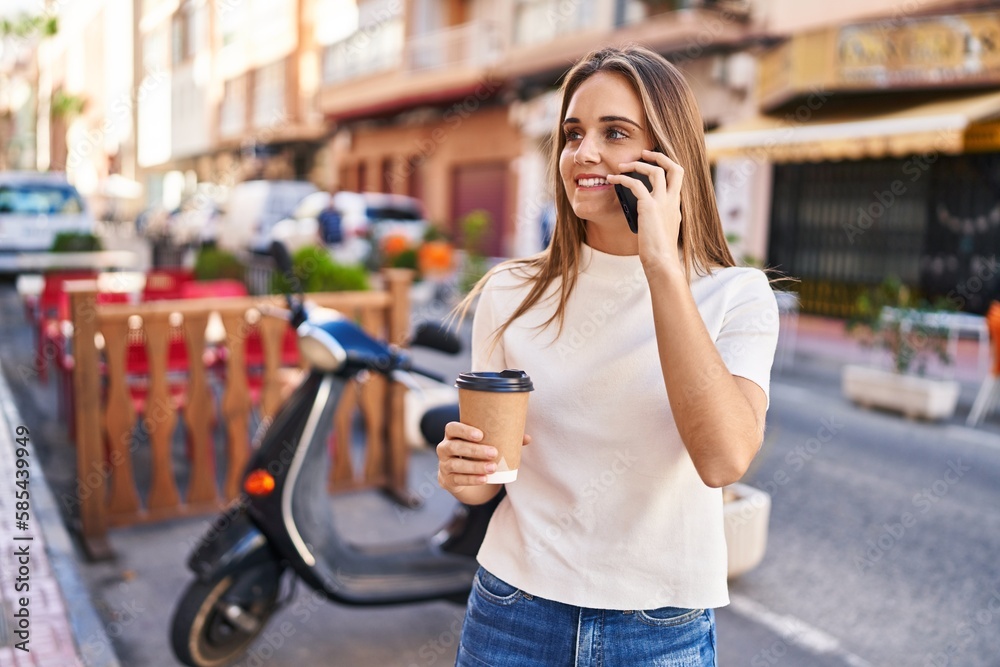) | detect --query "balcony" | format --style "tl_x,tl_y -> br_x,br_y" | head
318,19 -> 502,120
405,21 -> 500,72
322,17 -> 405,85
617,0 -> 752,24
513,0 -> 601,46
